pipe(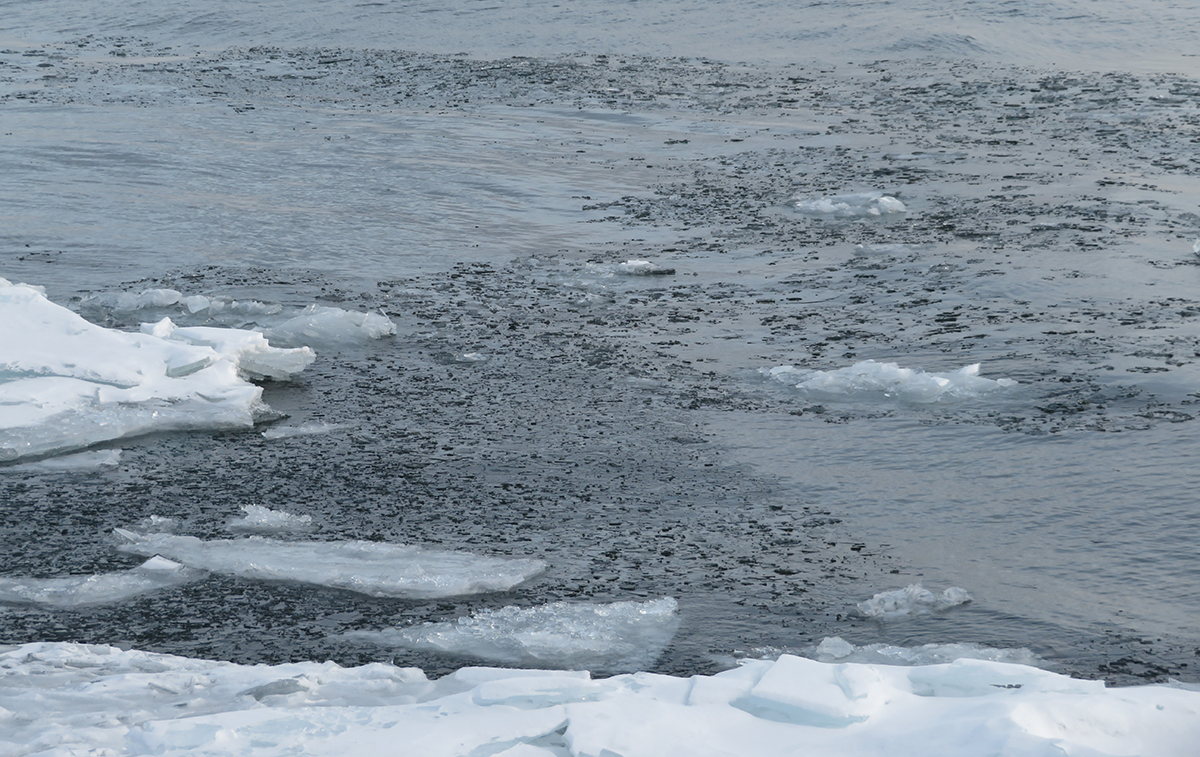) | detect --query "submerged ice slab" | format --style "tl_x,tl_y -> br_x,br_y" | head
114,531 -> 547,599
857,584 -> 973,619
261,421 -> 350,440
264,305 -> 396,348
2,642 -> 1197,757
0,557 -> 204,609
793,191 -> 907,217
0,282 -> 314,461
761,360 -> 1017,403
802,637 -> 1043,667
4,449 -> 122,473
227,505 -> 315,534
350,598 -> 680,673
